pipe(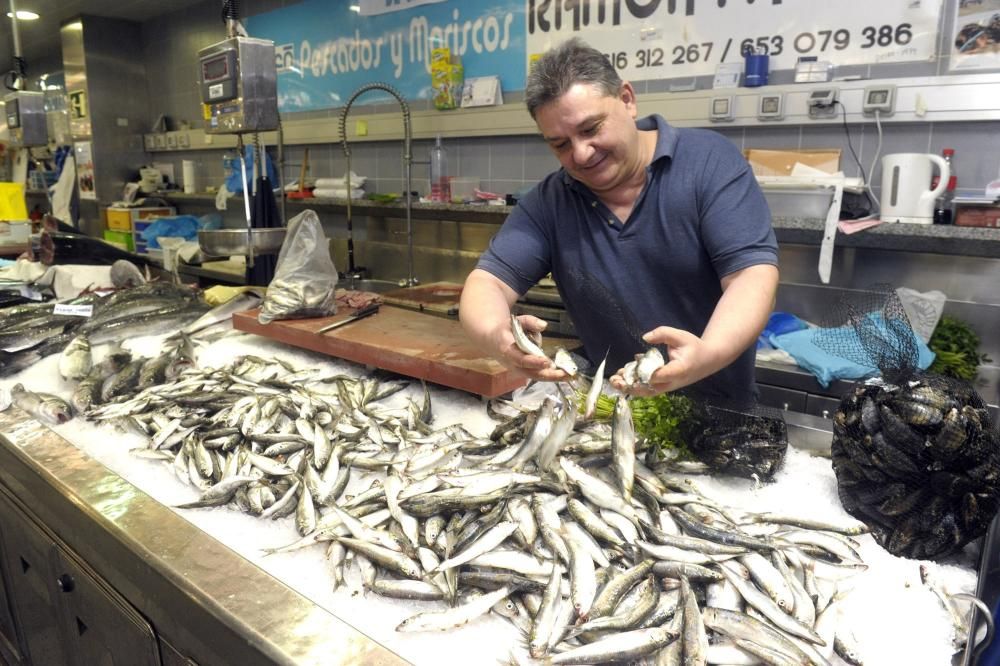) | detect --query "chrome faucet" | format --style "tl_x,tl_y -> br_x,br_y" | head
338,82 -> 418,287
